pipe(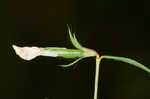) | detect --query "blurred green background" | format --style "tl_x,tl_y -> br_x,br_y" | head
0,0 -> 150,99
